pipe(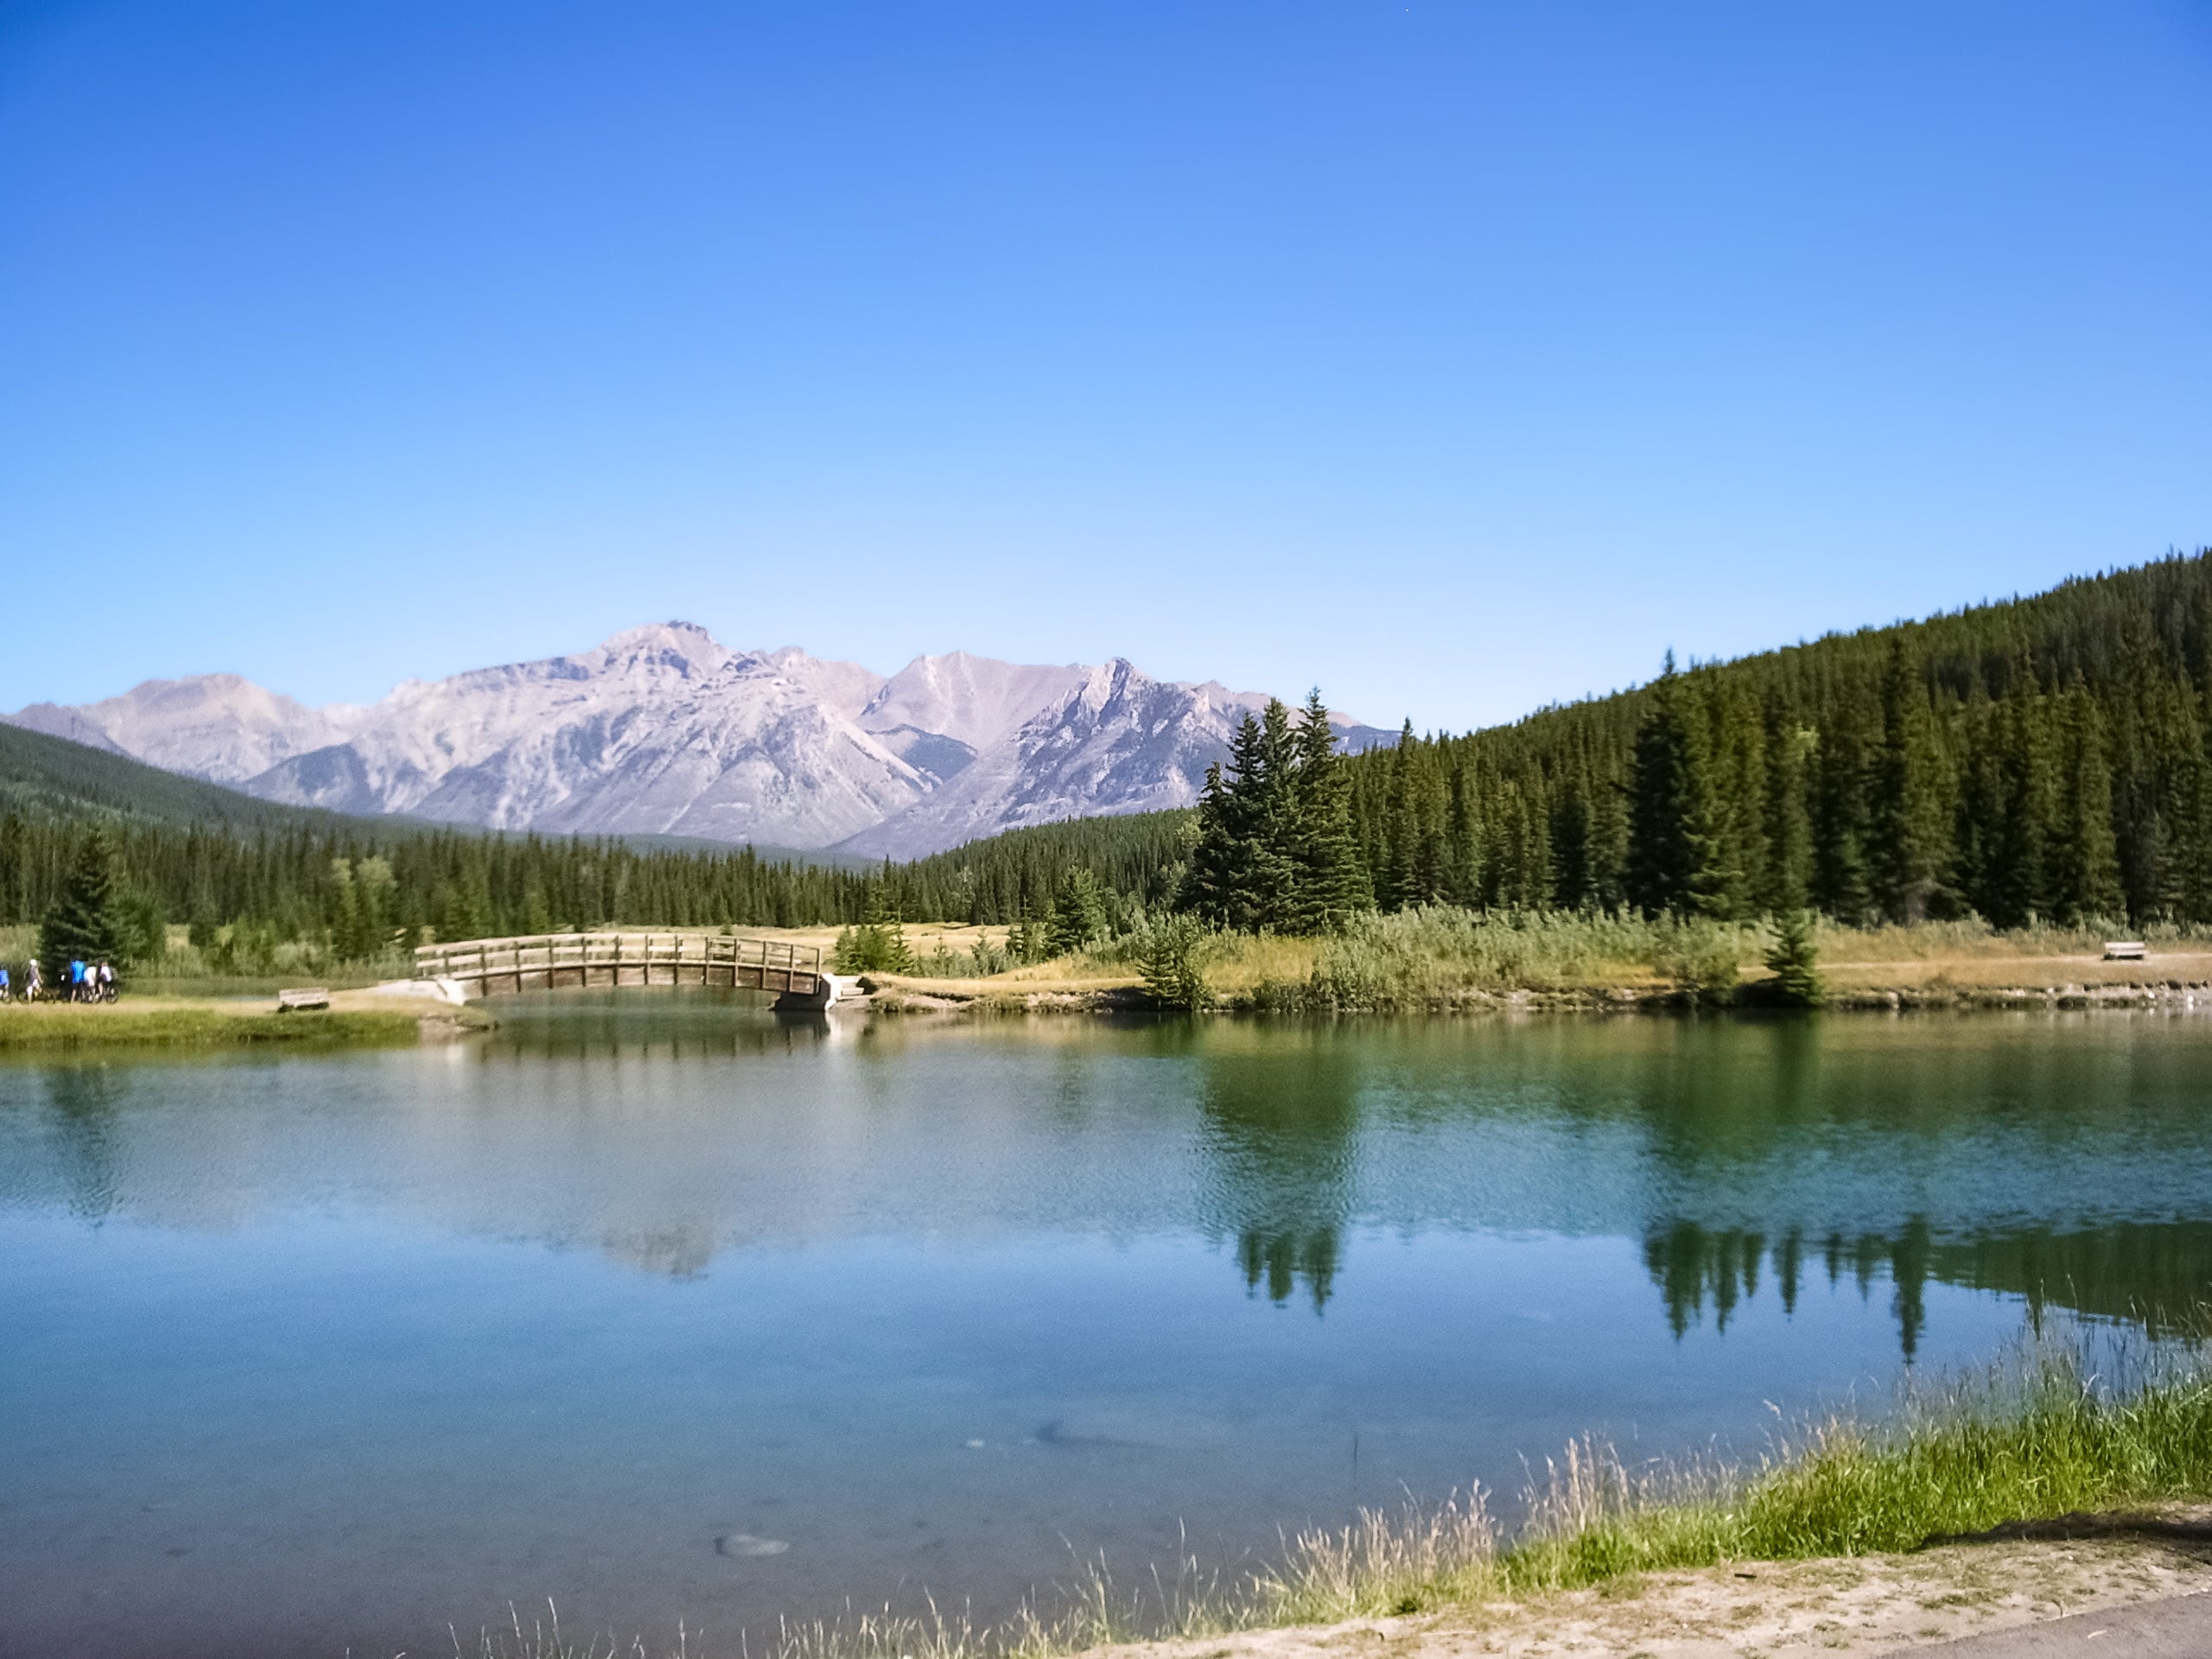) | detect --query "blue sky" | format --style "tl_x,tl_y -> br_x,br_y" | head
3,1 -> 2207,730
